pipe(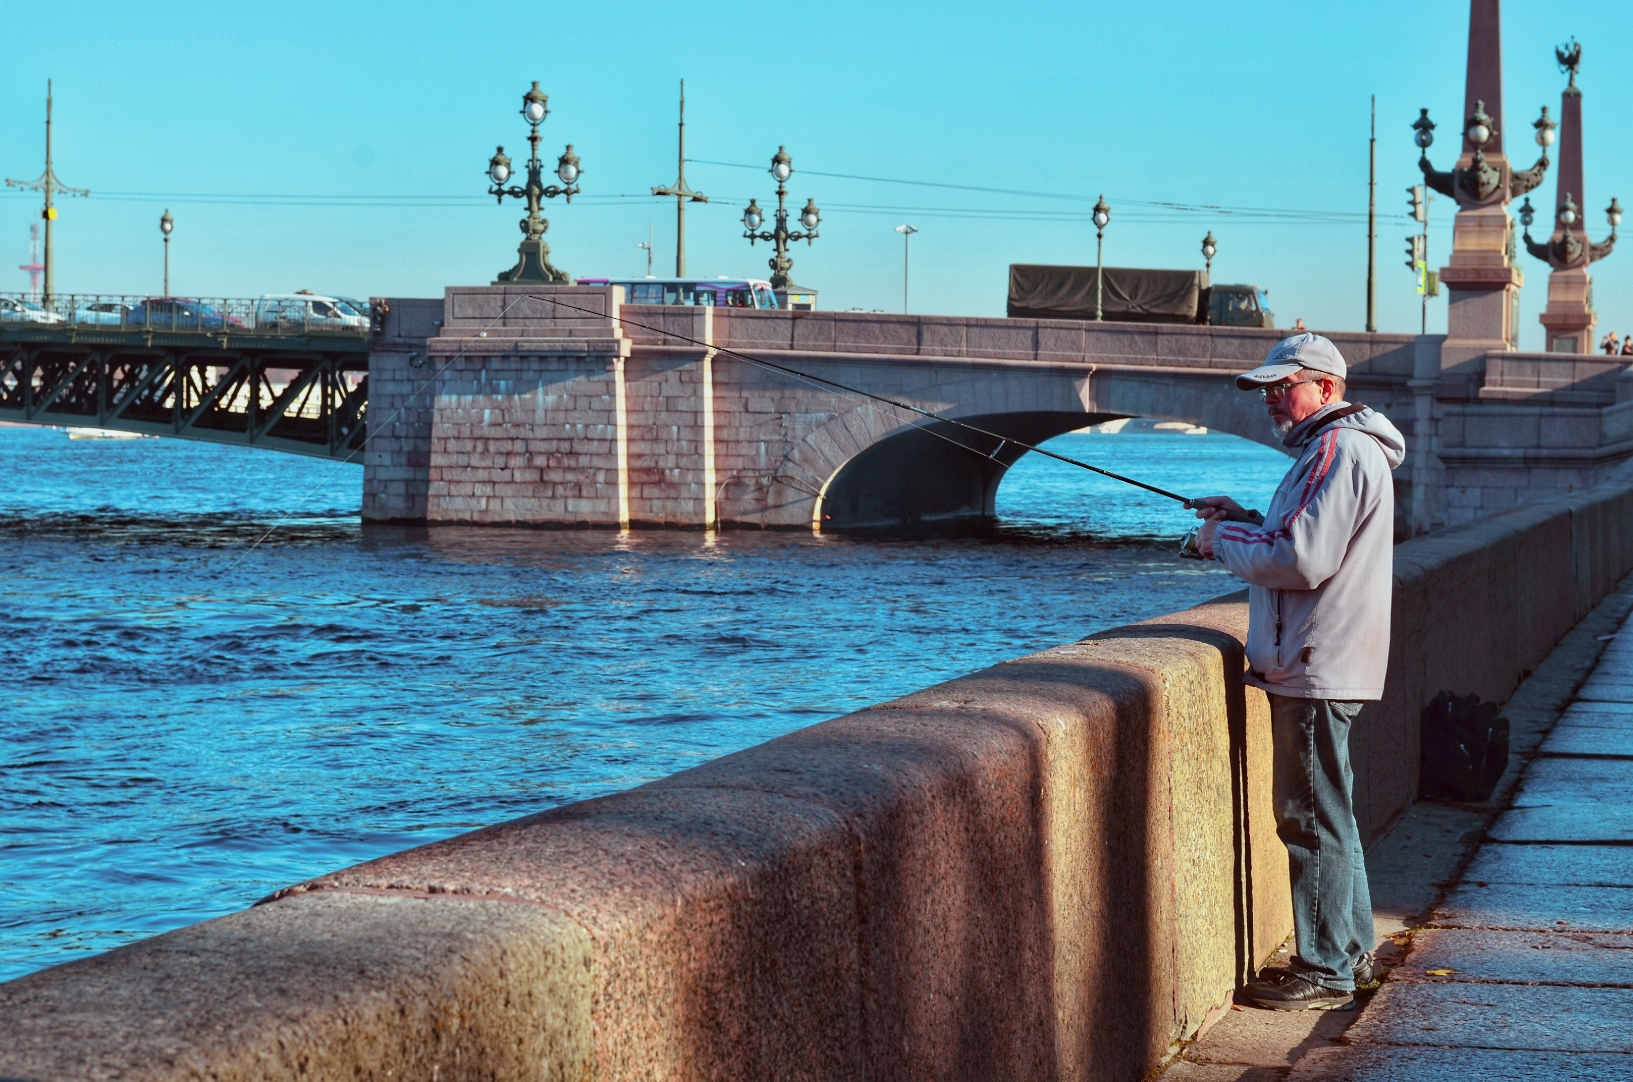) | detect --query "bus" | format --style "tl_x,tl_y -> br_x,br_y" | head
575,277 -> 780,310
